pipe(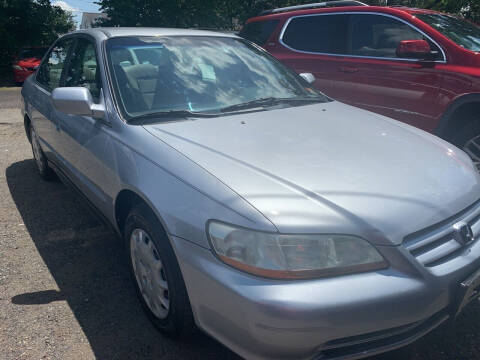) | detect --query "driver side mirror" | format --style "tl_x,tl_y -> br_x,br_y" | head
396,40 -> 435,60
299,72 -> 315,84
52,87 -> 105,119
